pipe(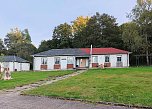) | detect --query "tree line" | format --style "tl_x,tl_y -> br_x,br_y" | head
0,0 -> 152,65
